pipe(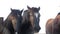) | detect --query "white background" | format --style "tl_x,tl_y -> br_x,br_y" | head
0,0 -> 60,33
